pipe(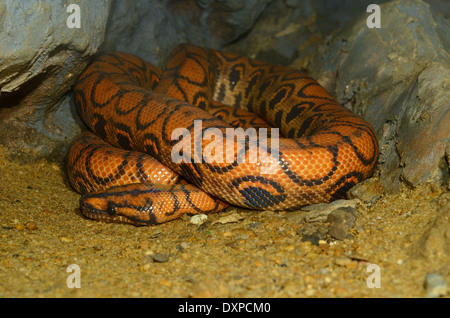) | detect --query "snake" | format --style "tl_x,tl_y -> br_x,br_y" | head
67,44 -> 378,225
